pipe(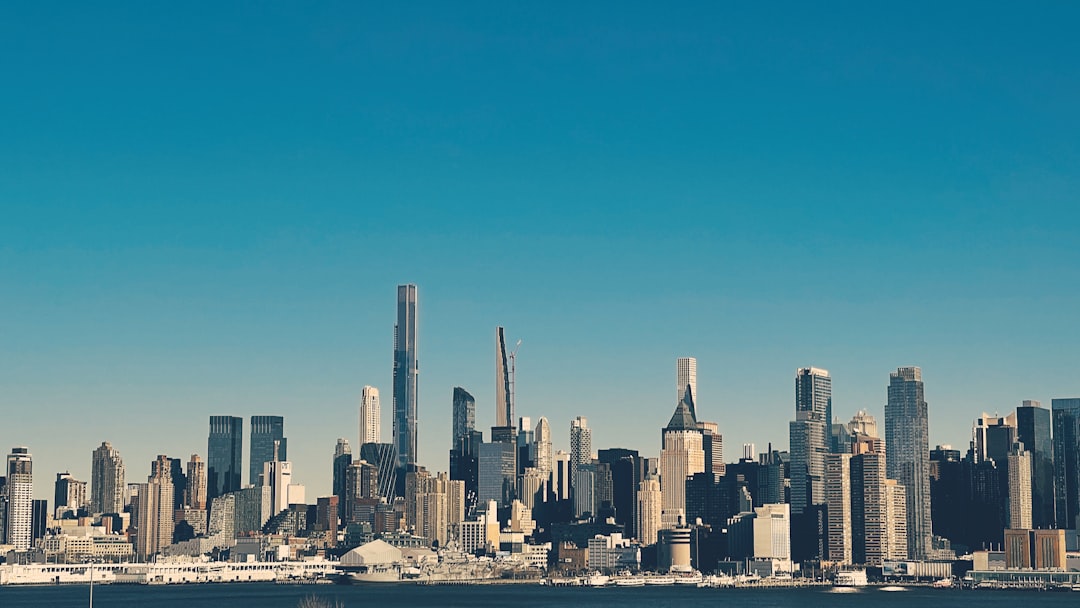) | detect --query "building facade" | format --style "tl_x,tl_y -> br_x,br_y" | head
249,415 -> 286,487
5,447 -> 33,549
207,416 -> 243,500
885,366 -> 932,559
90,442 -> 125,514
393,283 -> 419,485
361,385 -> 381,445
